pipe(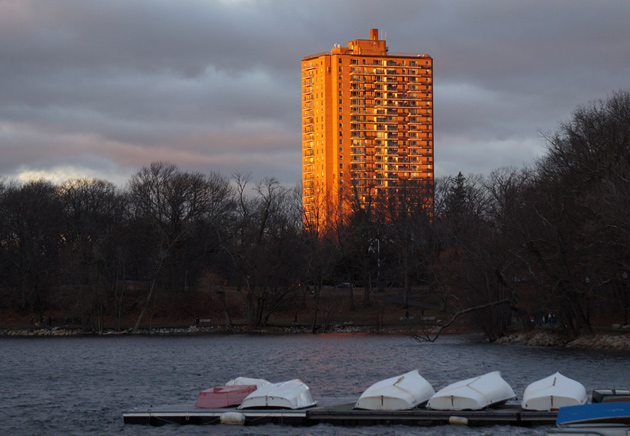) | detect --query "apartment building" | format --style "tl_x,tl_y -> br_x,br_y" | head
302,29 -> 433,230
